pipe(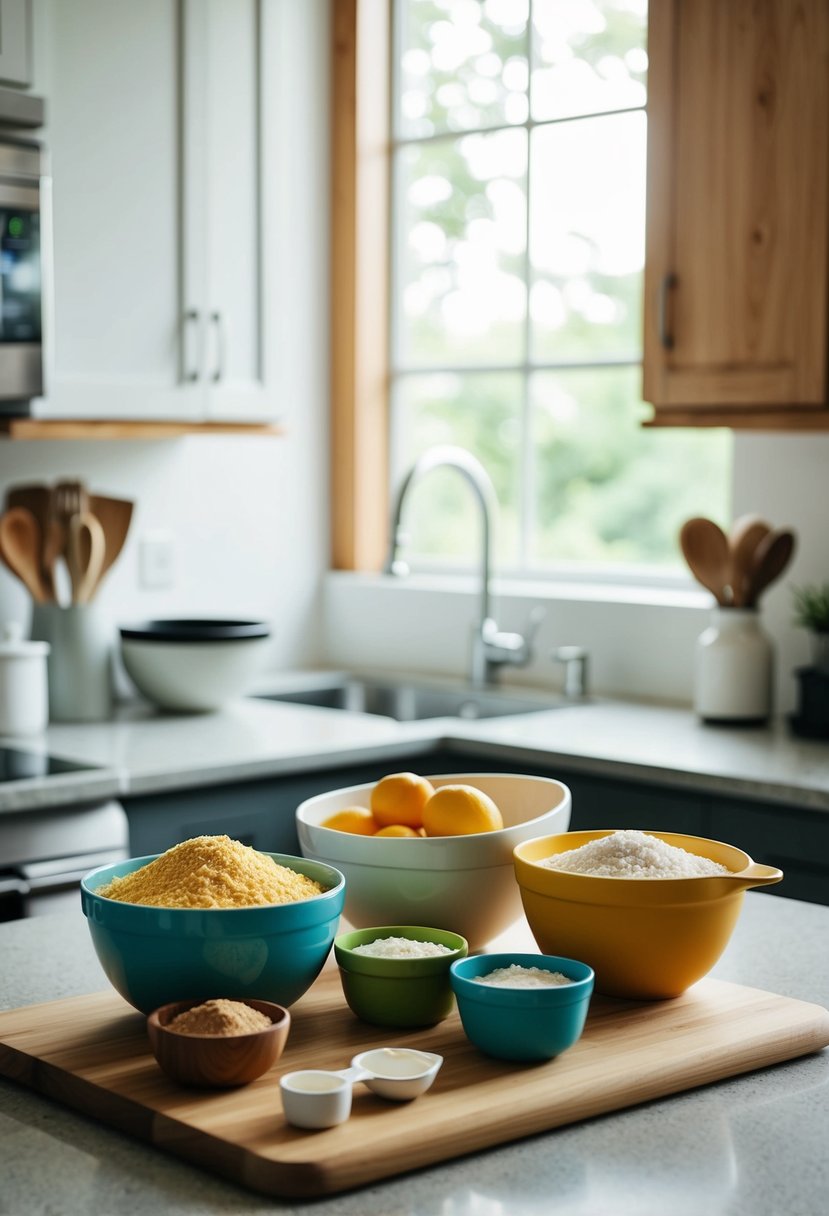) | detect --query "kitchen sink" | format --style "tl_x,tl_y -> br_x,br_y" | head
258,675 -> 572,722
